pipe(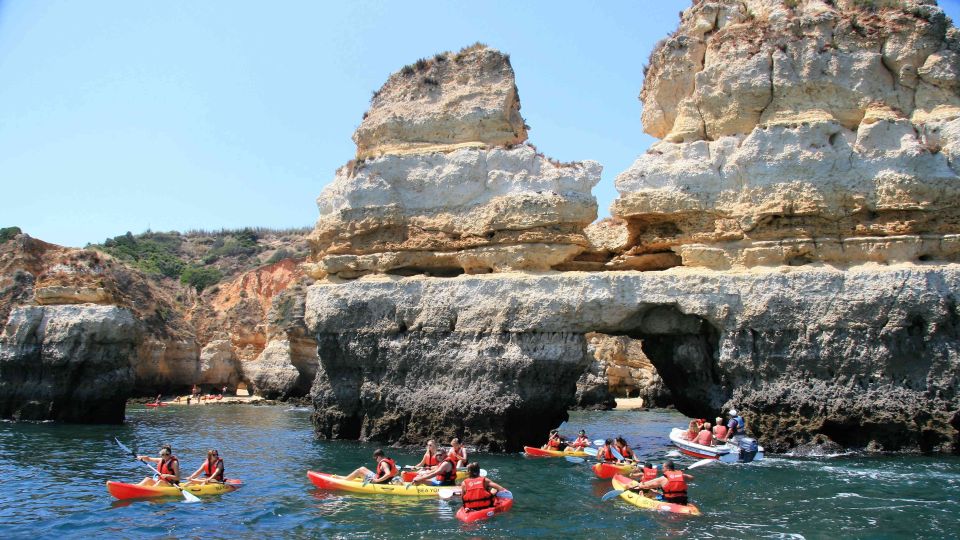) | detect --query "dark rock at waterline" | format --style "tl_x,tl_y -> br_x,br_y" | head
305,268 -> 960,454
0,305 -> 139,423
